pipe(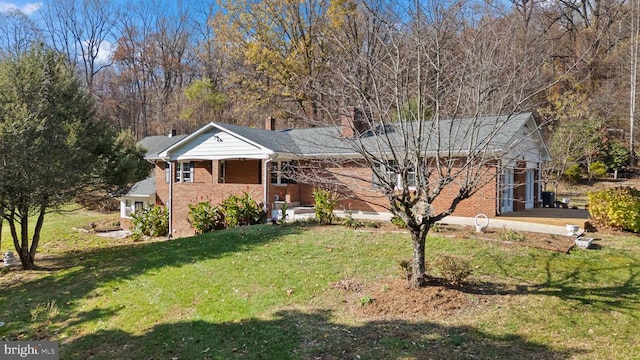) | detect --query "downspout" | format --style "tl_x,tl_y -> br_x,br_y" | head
496,160 -> 502,216
165,158 -> 173,239
263,157 -> 273,220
